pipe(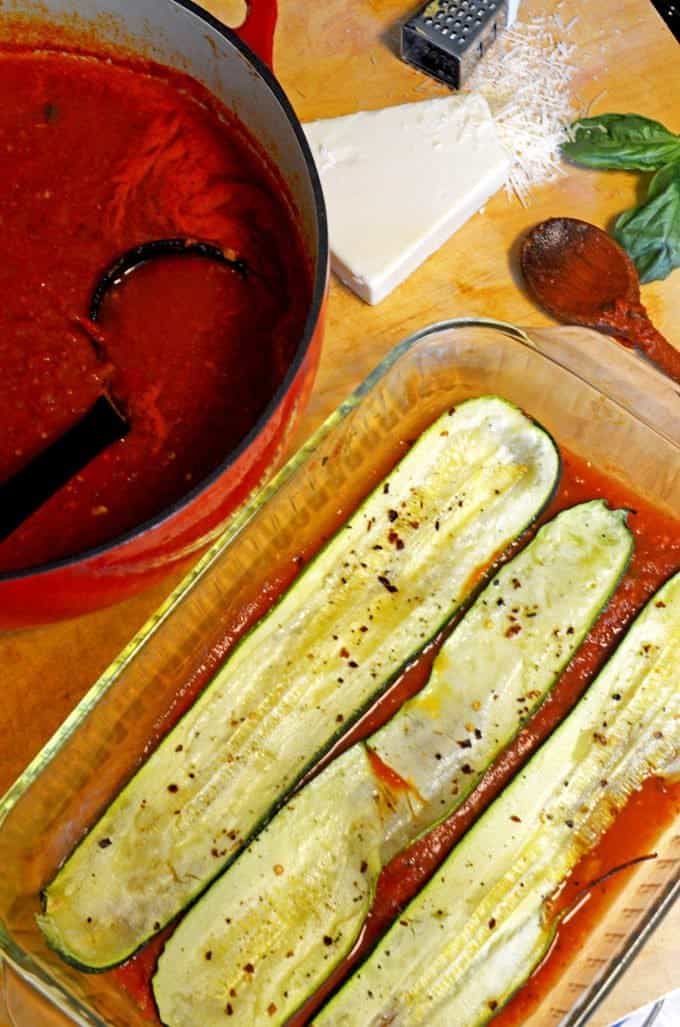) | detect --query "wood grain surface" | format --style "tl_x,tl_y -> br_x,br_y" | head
1,0 -> 678,1023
